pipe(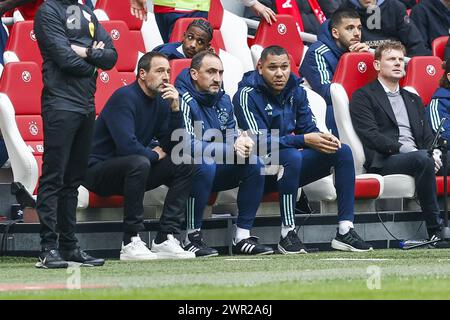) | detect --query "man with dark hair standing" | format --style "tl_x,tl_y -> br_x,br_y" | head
84,52 -> 195,261
300,8 -> 369,136
153,19 -> 213,60
234,45 -> 373,254
175,51 -> 273,257
33,0 -> 117,269
351,41 -> 448,247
